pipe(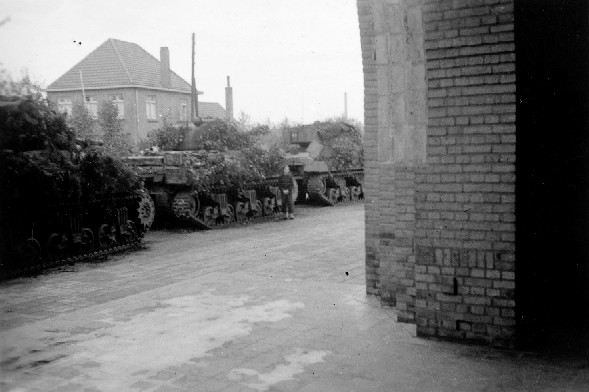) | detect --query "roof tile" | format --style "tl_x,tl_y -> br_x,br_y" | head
198,102 -> 226,119
47,39 -> 191,92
